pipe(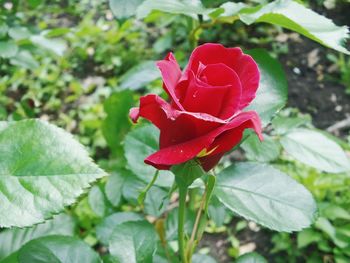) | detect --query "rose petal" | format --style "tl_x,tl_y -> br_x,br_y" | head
156,52 -> 184,110
145,111 -> 262,170
185,43 -> 259,110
